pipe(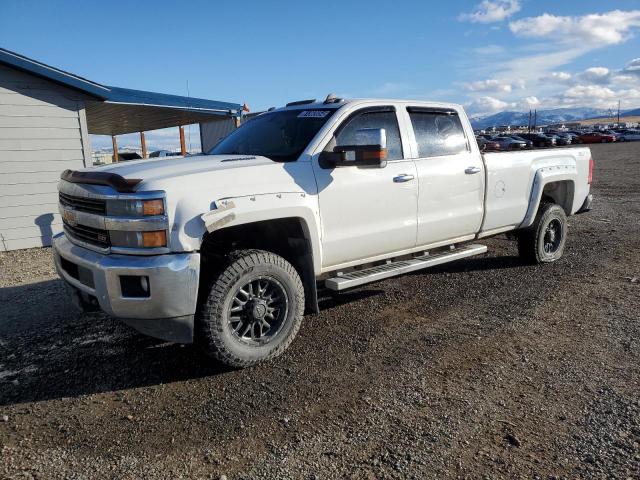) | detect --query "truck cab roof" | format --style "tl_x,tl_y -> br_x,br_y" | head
269,97 -> 464,113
